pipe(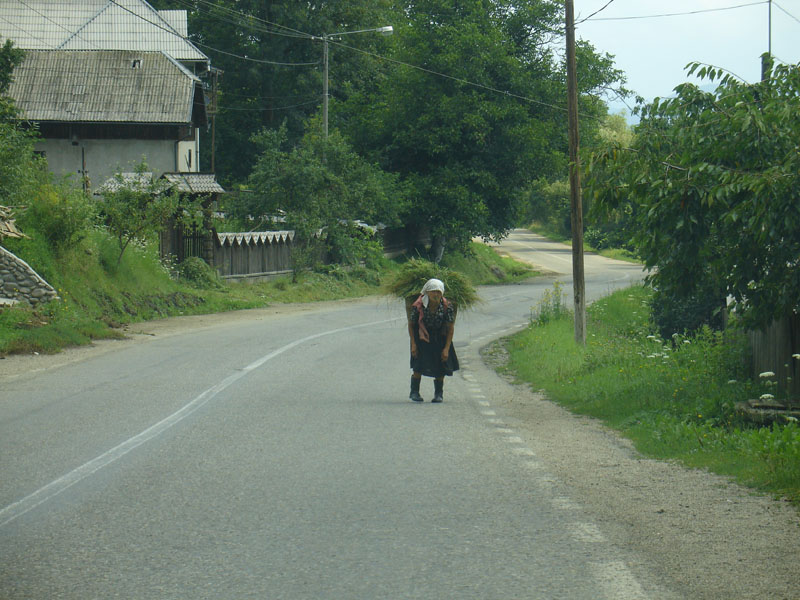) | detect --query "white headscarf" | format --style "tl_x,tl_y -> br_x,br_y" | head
420,278 -> 445,307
